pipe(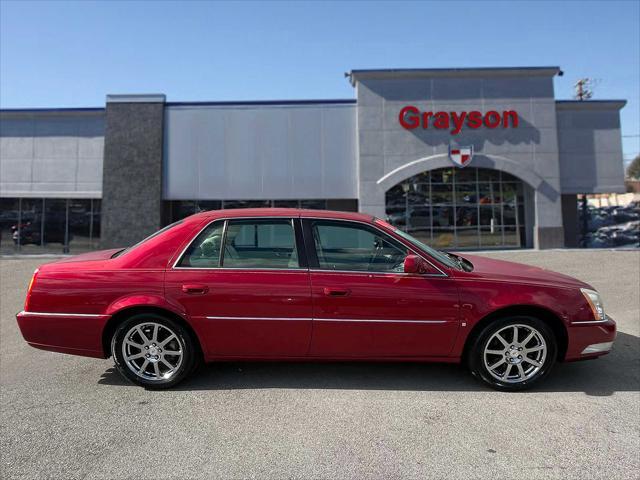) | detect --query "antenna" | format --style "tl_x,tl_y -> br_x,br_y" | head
574,78 -> 595,101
